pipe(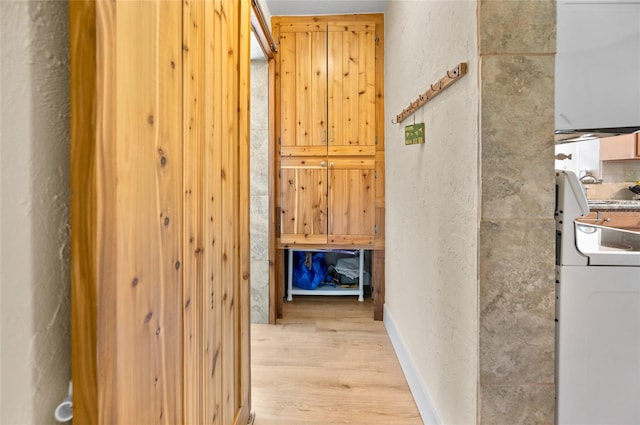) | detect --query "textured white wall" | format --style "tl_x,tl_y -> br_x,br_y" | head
1,1 -> 71,423
250,58 -> 270,323
384,1 -> 479,423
